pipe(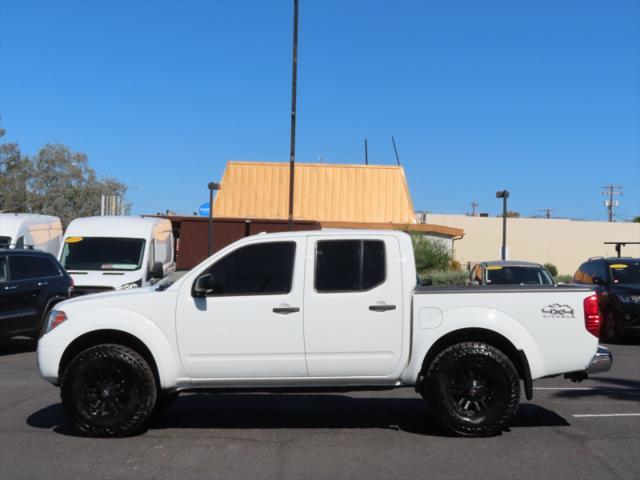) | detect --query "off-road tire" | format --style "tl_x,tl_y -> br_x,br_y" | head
61,344 -> 157,437
422,342 -> 520,437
